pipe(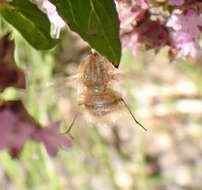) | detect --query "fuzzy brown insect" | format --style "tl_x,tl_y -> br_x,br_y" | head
65,51 -> 146,133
